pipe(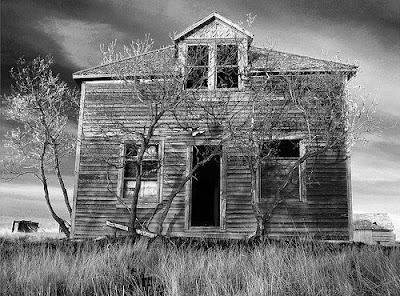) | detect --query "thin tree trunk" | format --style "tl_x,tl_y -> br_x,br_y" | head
128,171 -> 142,238
53,144 -> 72,217
128,142 -> 146,238
40,144 -> 70,237
156,174 -> 191,235
127,111 -> 165,237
